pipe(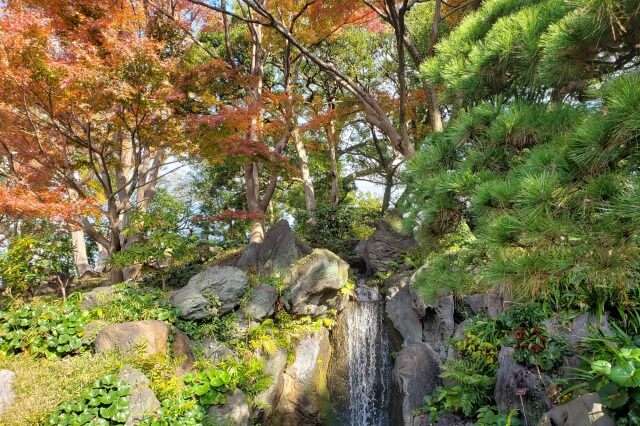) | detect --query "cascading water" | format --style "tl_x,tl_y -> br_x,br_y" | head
345,277 -> 391,426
